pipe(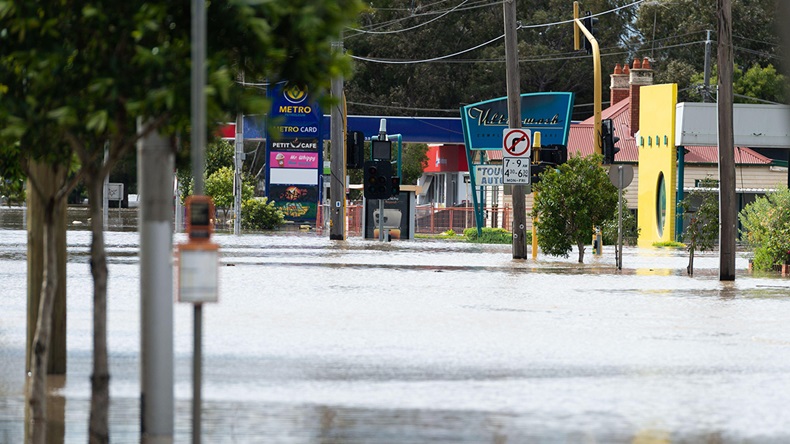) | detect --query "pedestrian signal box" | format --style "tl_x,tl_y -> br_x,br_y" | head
179,195 -> 219,304
185,195 -> 215,240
